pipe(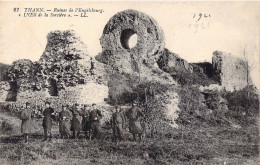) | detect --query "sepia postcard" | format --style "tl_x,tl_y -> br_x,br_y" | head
0,1 -> 259,165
